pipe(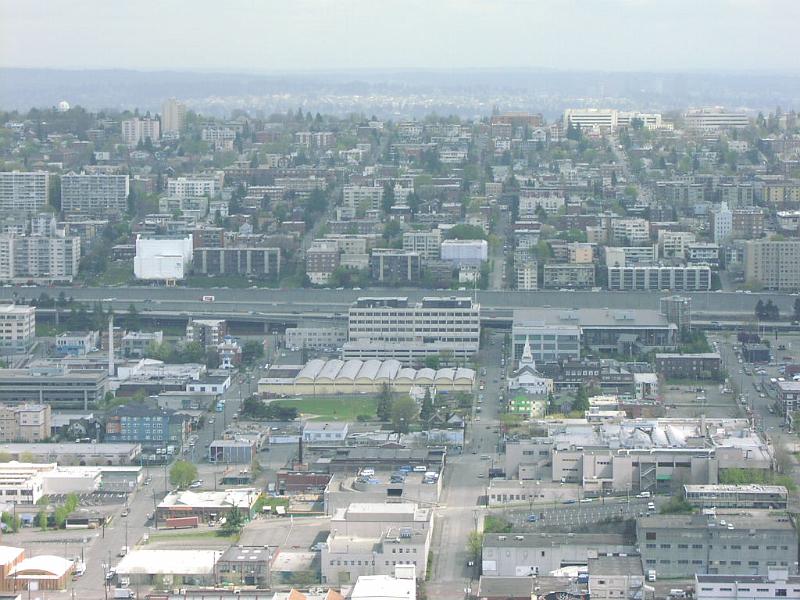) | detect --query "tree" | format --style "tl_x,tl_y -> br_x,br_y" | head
376,383 -> 393,421
467,531 -> 483,561
381,182 -> 396,214
572,386 -> 590,413
391,396 -> 419,433
424,355 -> 440,369
220,505 -> 245,536
242,340 -> 265,365
37,510 -> 48,531
420,388 -> 434,423
755,299 -> 765,320
169,460 -> 198,489
443,224 -> 487,241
